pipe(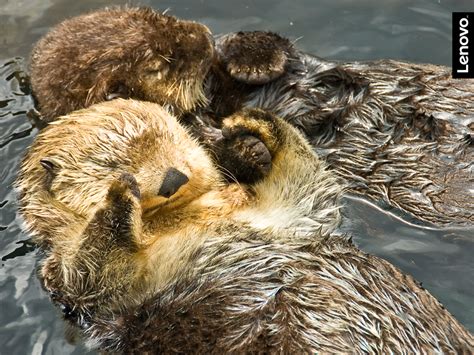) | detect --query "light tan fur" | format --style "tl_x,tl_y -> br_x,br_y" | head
16,99 -> 473,352
16,99 -> 341,316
